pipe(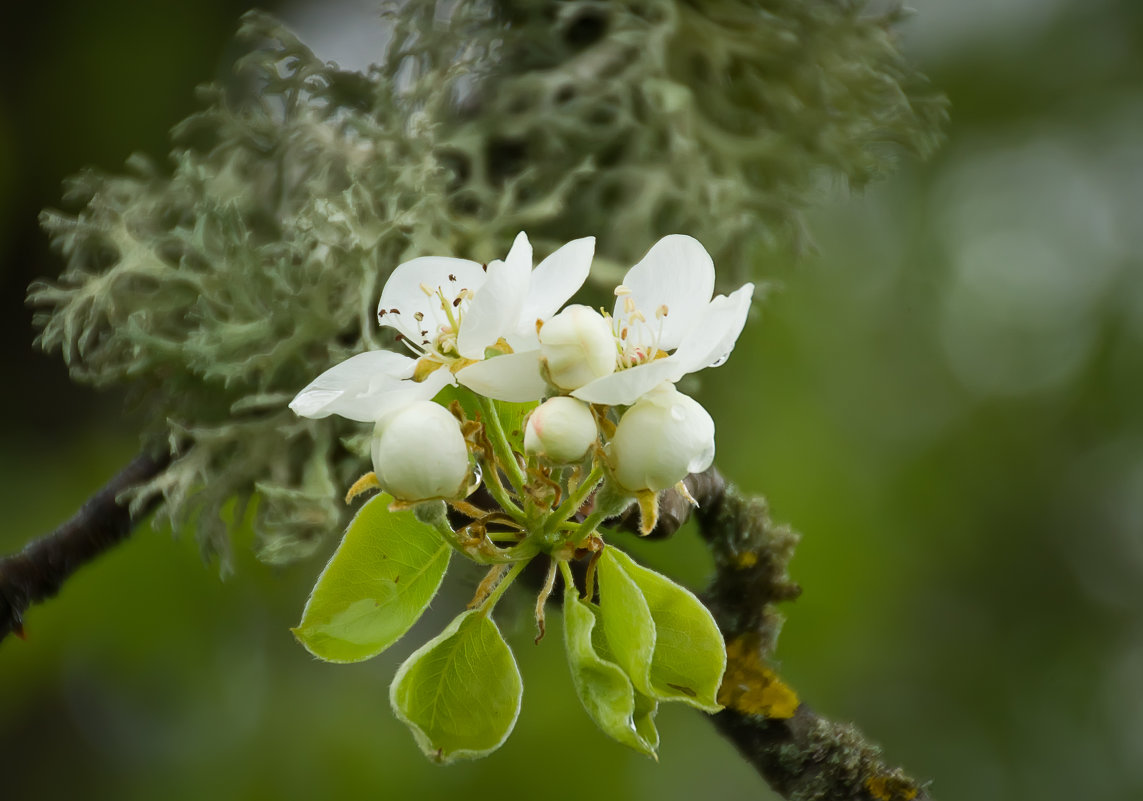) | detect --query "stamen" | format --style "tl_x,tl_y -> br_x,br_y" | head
656,304 -> 669,318
614,285 -> 631,296
378,309 -> 387,317
414,311 -> 424,321
419,283 -> 434,297
448,273 -> 457,282
623,296 -> 636,314
452,297 -> 462,307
